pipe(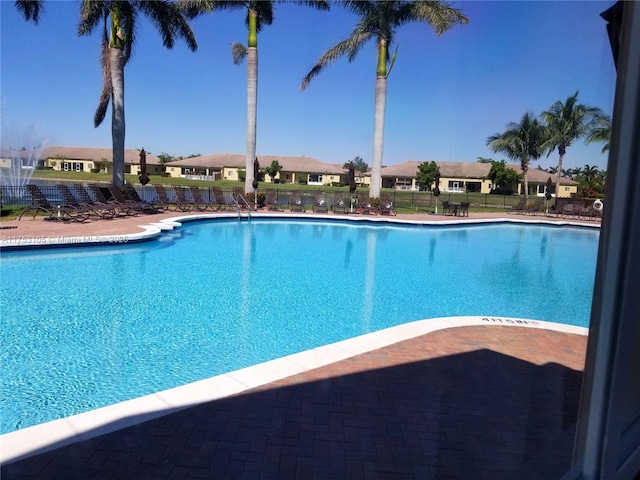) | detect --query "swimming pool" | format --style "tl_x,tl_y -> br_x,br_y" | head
0,219 -> 599,434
